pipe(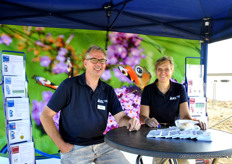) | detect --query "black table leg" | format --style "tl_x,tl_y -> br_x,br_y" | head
136,155 -> 143,164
